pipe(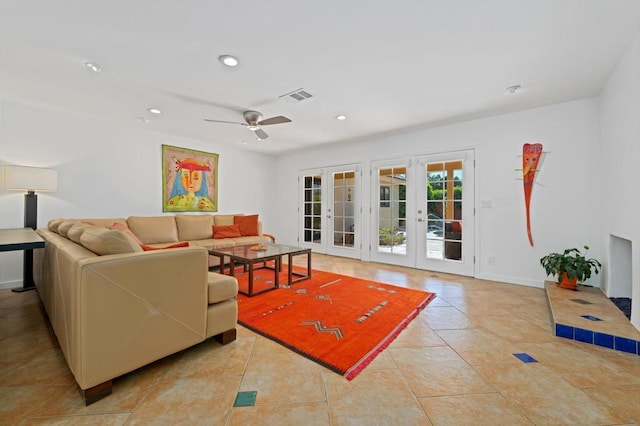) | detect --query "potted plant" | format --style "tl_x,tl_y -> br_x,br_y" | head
540,245 -> 602,290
